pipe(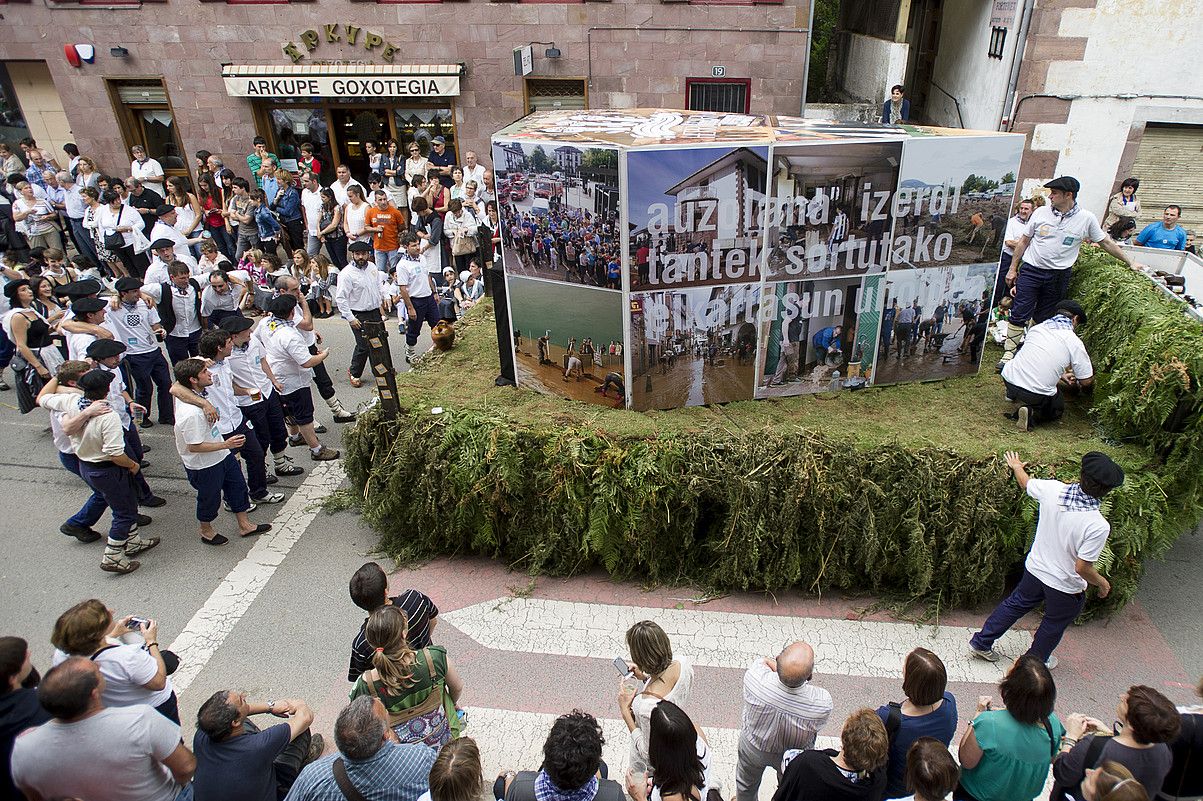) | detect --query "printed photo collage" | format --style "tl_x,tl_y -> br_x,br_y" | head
493,123 -> 1025,411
